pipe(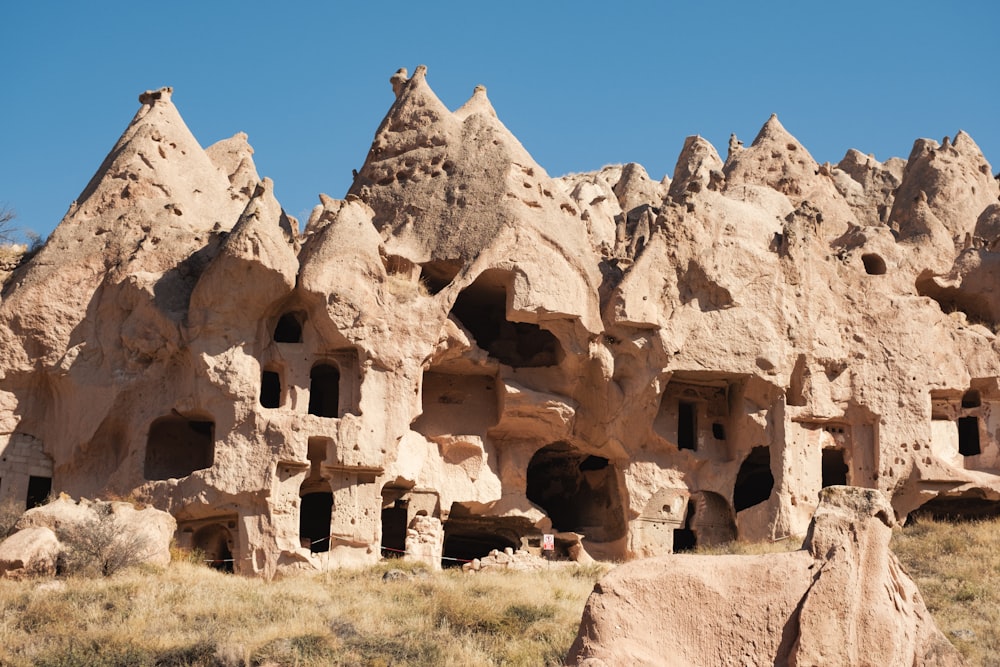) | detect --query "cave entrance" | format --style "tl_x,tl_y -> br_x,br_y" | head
861,253 -> 887,276
308,363 -> 340,418
962,390 -> 982,408
672,501 -> 696,552
690,491 -> 737,547
821,448 -> 849,487
144,414 -> 215,480
734,446 -> 774,512
193,524 -> 234,573
526,442 -> 626,542
300,438 -> 332,553
678,401 -> 697,451
449,270 -> 562,367
912,493 -> 1000,522
26,475 -> 51,509
381,486 -> 410,558
439,512 -> 528,568
274,312 -> 304,343
419,260 -> 461,295
654,376 -> 733,459
300,493 -> 333,553
441,529 -> 518,568
260,367 -> 282,409
958,416 -> 981,456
